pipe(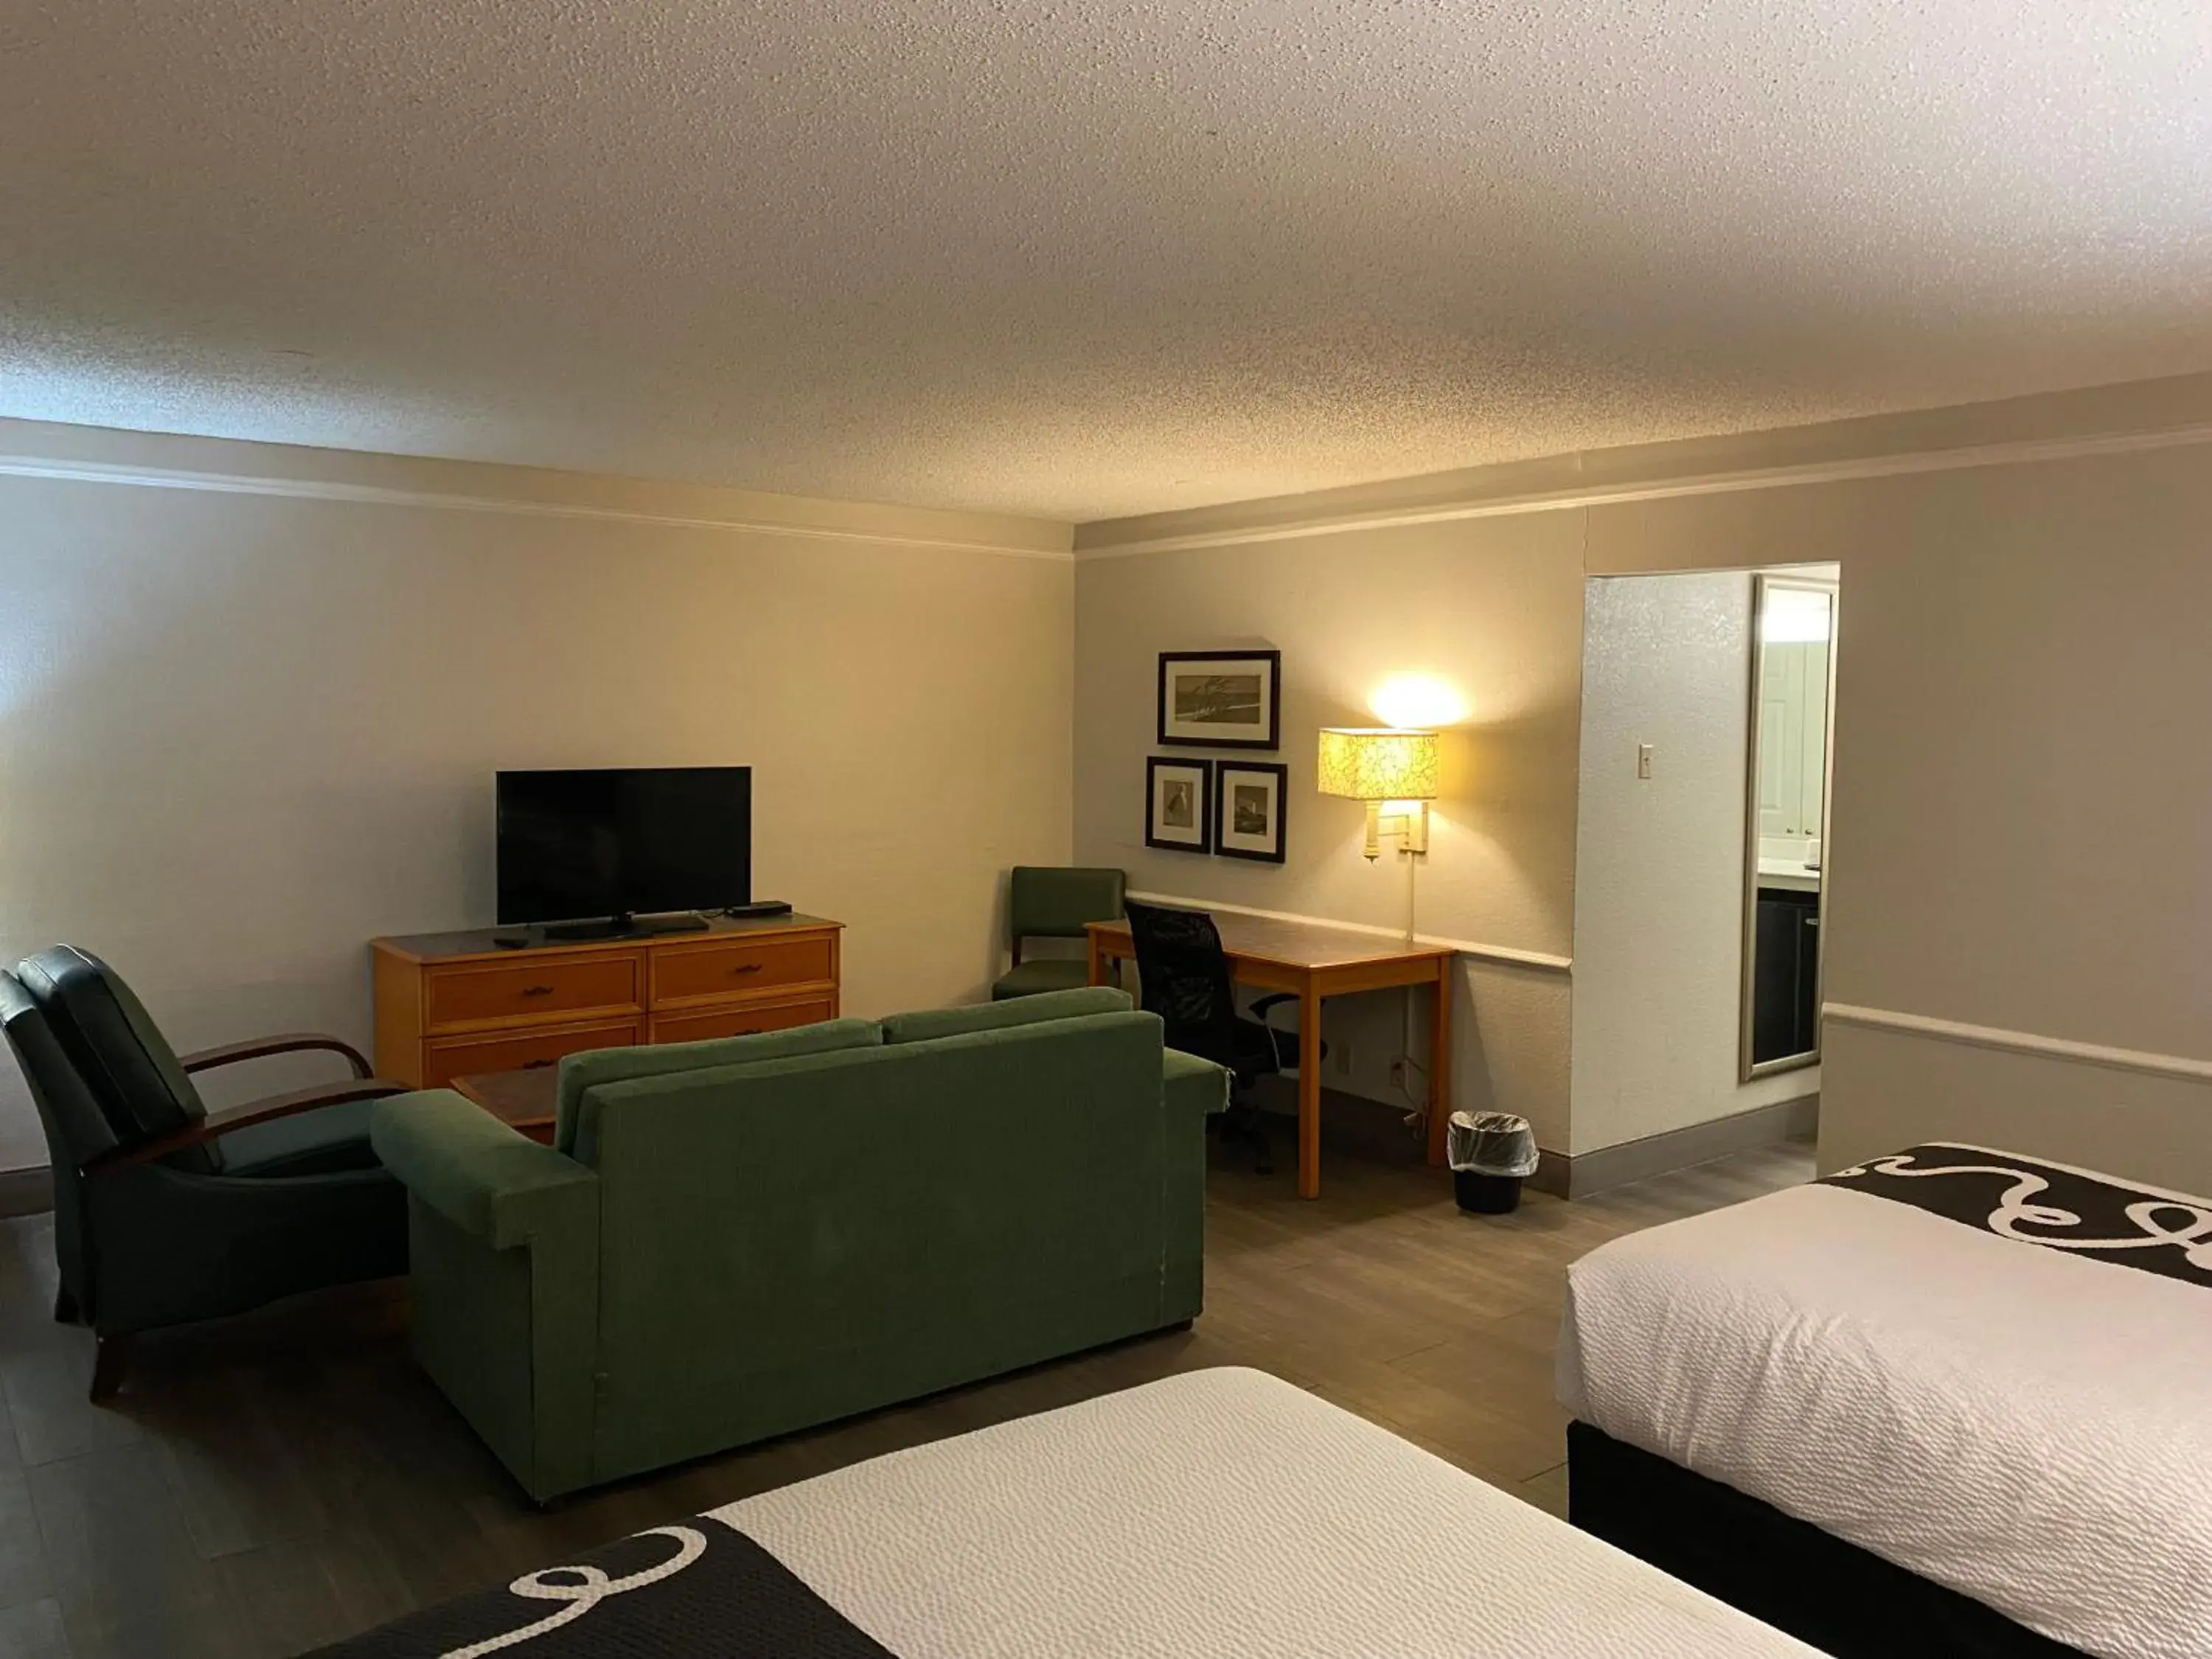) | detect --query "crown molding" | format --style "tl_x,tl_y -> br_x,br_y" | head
0,419 -> 1077,561
1076,373 -> 2212,557
1824,1003 -> 2212,1085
